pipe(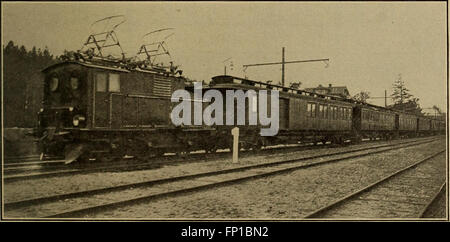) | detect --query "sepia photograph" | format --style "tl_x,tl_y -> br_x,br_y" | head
1,0 -> 448,231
